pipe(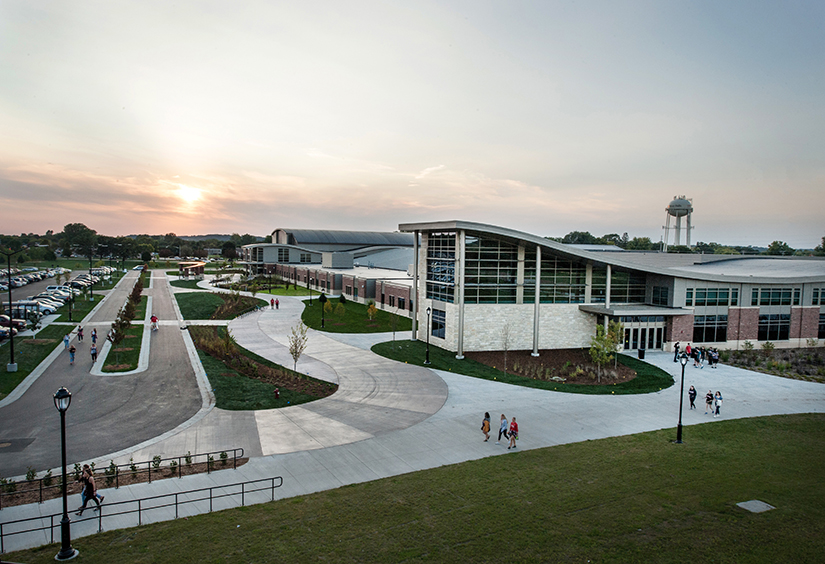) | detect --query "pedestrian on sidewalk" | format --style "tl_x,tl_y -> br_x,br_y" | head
275,298 -> 279,310
508,417 -> 519,449
90,343 -> 98,363
270,298 -> 275,310
69,345 -> 76,365
714,391 -> 723,418
77,326 -> 84,342
481,412 -> 491,441
673,341 -> 680,362
705,390 -> 714,414
91,328 -> 97,344
63,334 -> 70,350
496,414 -> 509,445
76,464 -> 103,515
688,385 -> 697,409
